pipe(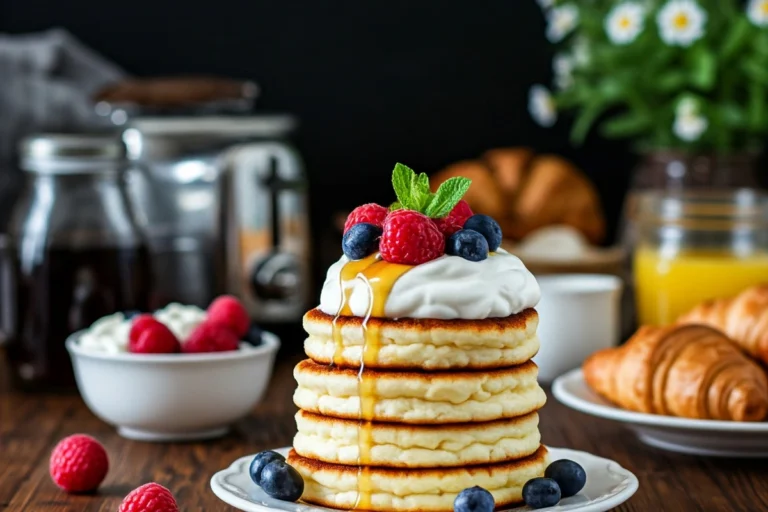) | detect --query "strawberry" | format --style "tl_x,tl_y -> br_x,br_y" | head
49,434 -> 109,493
128,314 -> 158,346
433,199 -> 474,237
207,295 -> 250,337
130,322 -> 181,354
343,203 -> 388,234
379,210 -> 445,265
